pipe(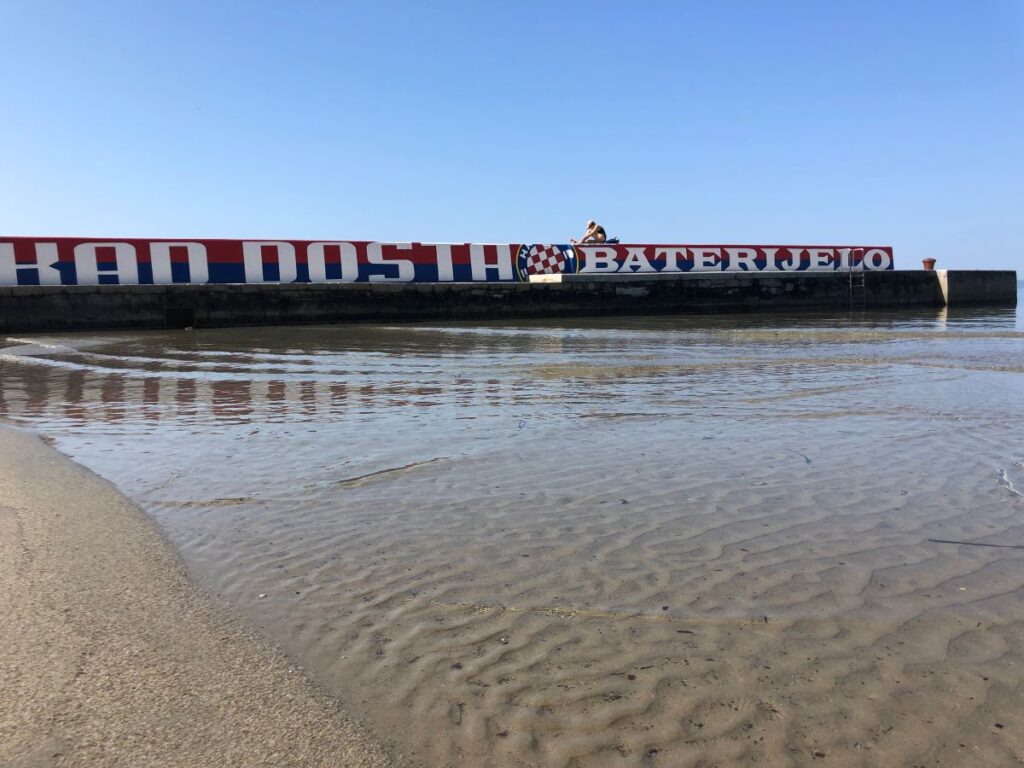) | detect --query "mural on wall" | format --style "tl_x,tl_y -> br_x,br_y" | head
0,238 -> 895,286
